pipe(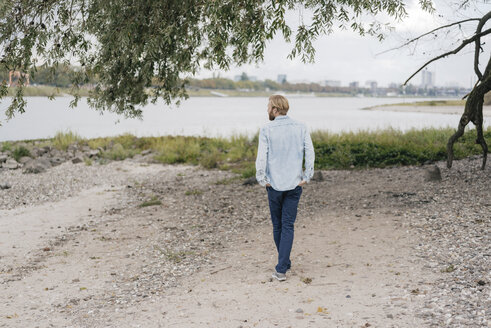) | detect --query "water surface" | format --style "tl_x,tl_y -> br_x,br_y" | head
0,96 -> 484,142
